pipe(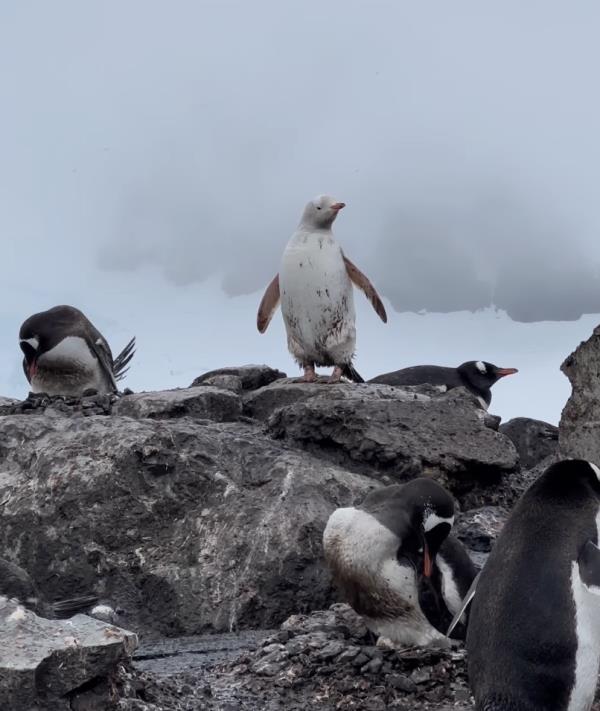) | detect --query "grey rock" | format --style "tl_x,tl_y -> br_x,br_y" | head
0,413 -> 373,635
387,673 -> 419,692
560,326 -> 600,462
265,384 -> 518,504
0,596 -> 136,711
196,374 -> 244,394
0,396 -> 18,407
455,506 -> 509,553
361,657 -> 383,674
500,417 -> 558,468
112,386 -> 242,422
191,365 -> 286,391
314,640 -> 346,660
